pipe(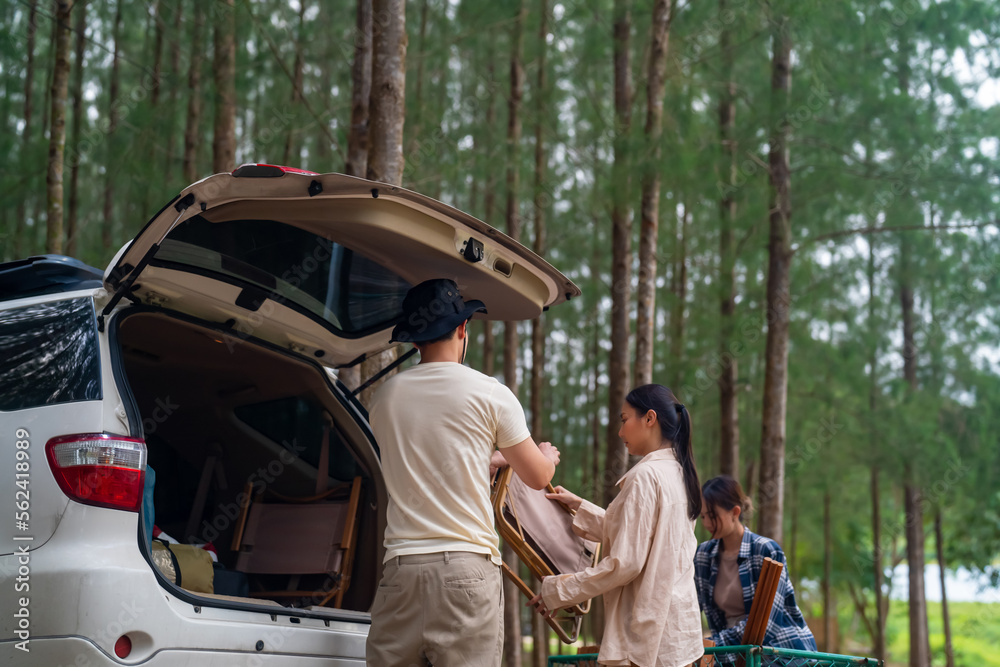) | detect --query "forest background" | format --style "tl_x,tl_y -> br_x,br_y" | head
2,0 -> 999,666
